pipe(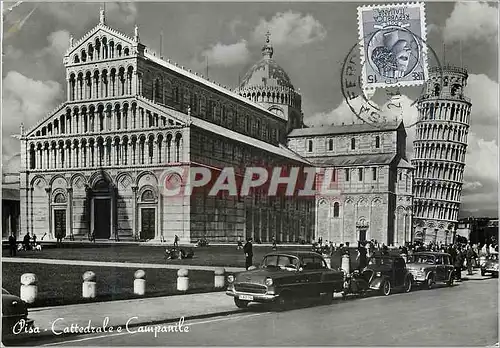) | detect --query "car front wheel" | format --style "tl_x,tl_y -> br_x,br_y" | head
404,277 -> 413,293
234,298 -> 250,309
481,269 -> 486,276
382,280 -> 392,296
